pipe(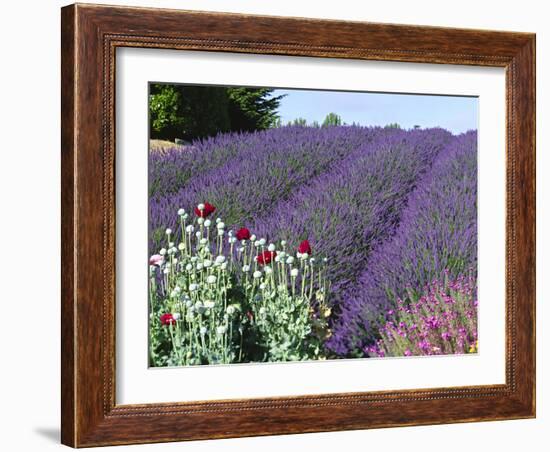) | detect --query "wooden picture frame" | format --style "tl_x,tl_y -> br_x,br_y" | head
61,3 -> 535,447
